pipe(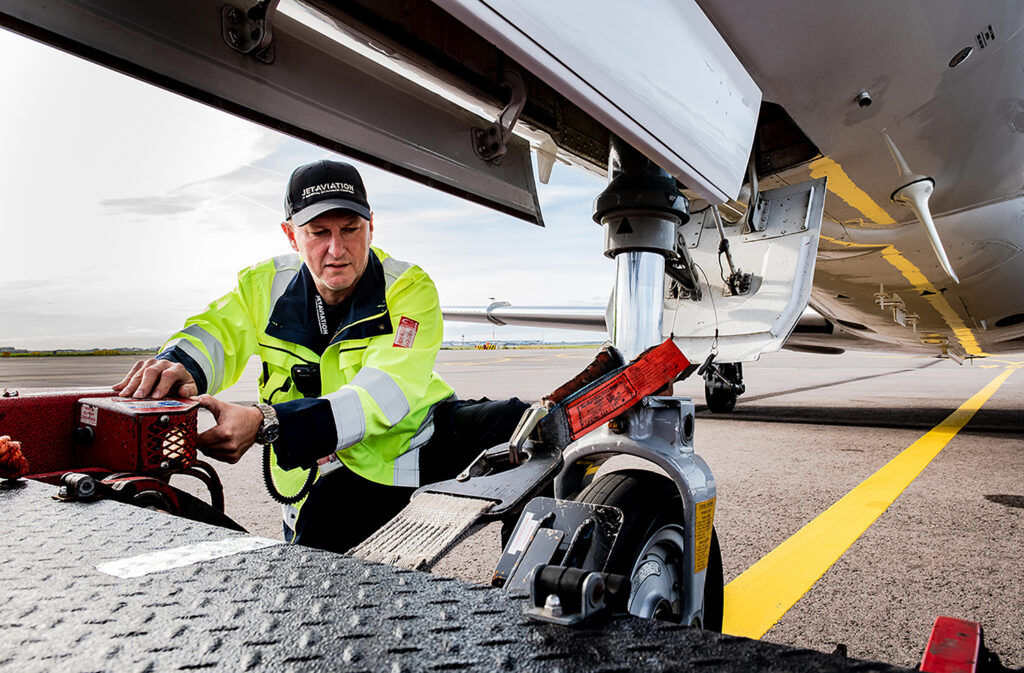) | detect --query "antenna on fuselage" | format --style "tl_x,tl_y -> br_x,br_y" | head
884,133 -> 959,284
